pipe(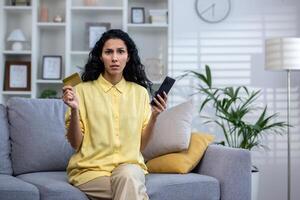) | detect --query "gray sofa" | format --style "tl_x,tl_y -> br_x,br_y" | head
0,97 -> 251,200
